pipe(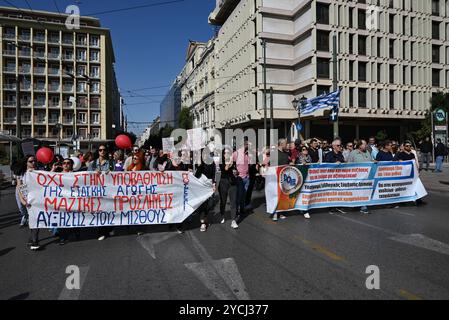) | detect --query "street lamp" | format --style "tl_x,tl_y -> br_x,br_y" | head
55,123 -> 62,154
292,95 -> 307,138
